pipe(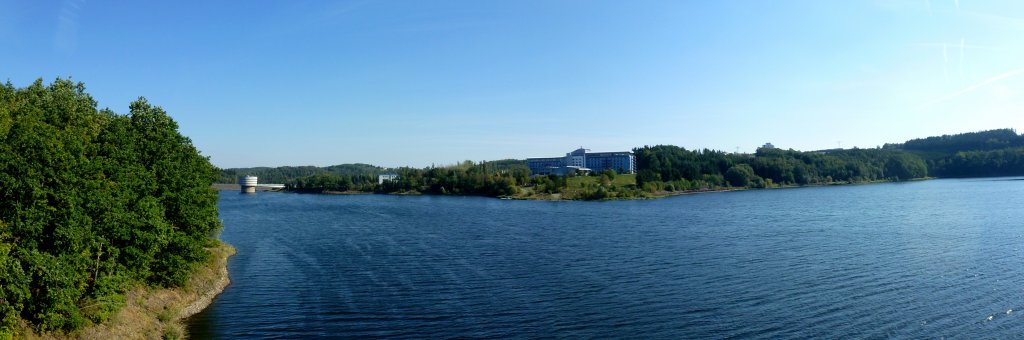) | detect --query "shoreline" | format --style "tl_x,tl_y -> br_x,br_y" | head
214,177 -> 932,201
179,243 -> 234,320
18,242 -> 236,339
